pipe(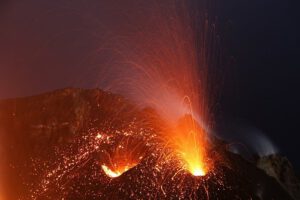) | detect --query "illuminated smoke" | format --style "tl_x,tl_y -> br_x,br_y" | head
245,128 -> 278,157
170,115 -> 210,176
223,124 -> 278,158
96,0 -> 216,176
27,1 -> 219,199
